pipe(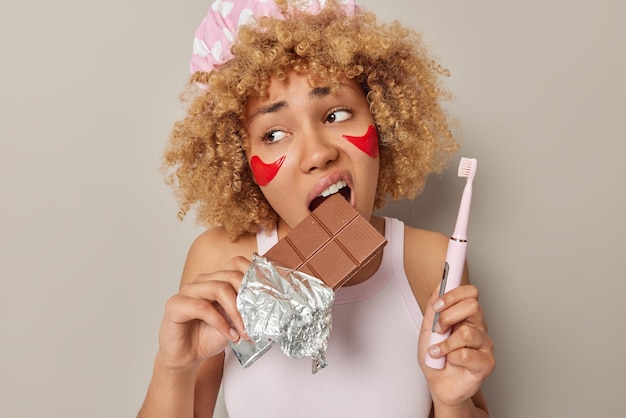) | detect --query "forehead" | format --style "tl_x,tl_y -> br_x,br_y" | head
259,67 -> 362,95
245,71 -> 362,112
